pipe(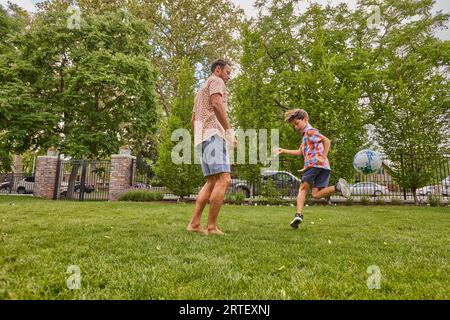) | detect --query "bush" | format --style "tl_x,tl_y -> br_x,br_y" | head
345,197 -> 354,206
375,198 -> 385,206
360,196 -> 370,205
118,190 -> 164,202
225,192 -> 245,205
391,198 -> 402,205
428,195 -> 441,207
259,178 -> 282,199
268,197 -> 285,205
